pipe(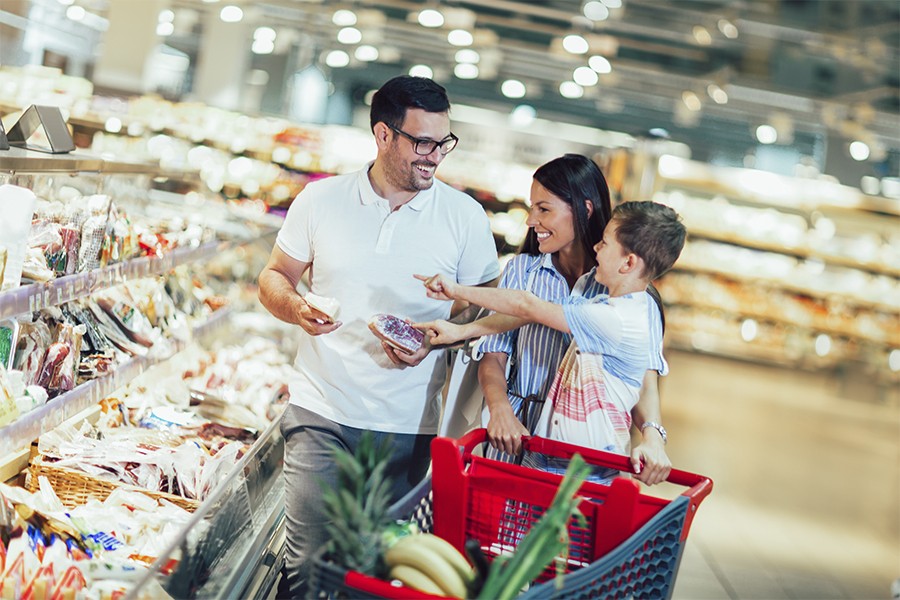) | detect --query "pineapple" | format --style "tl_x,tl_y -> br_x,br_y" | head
320,432 -> 395,576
